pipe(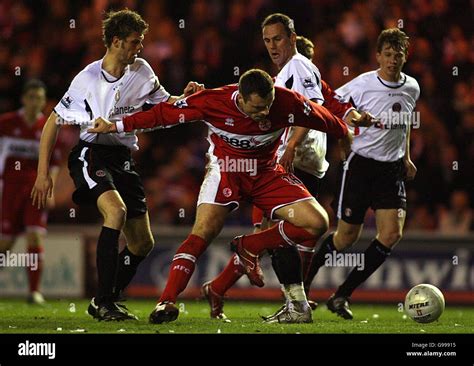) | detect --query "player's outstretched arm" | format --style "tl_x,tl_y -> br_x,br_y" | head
346,110 -> 377,127
87,117 -> 117,133
116,92 -> 207,133
167,81 -> 205,103
31,111 -> 61,209
338,131 -> 354,161
292,93 -> 348,139
320,80 -> 375,128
